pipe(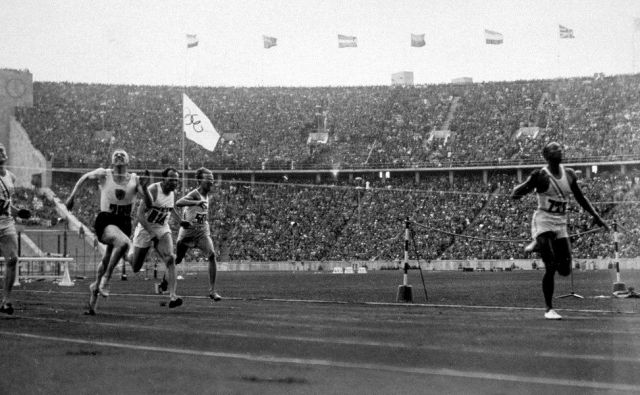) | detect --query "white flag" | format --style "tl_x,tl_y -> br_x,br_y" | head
183,94 -> 220,151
